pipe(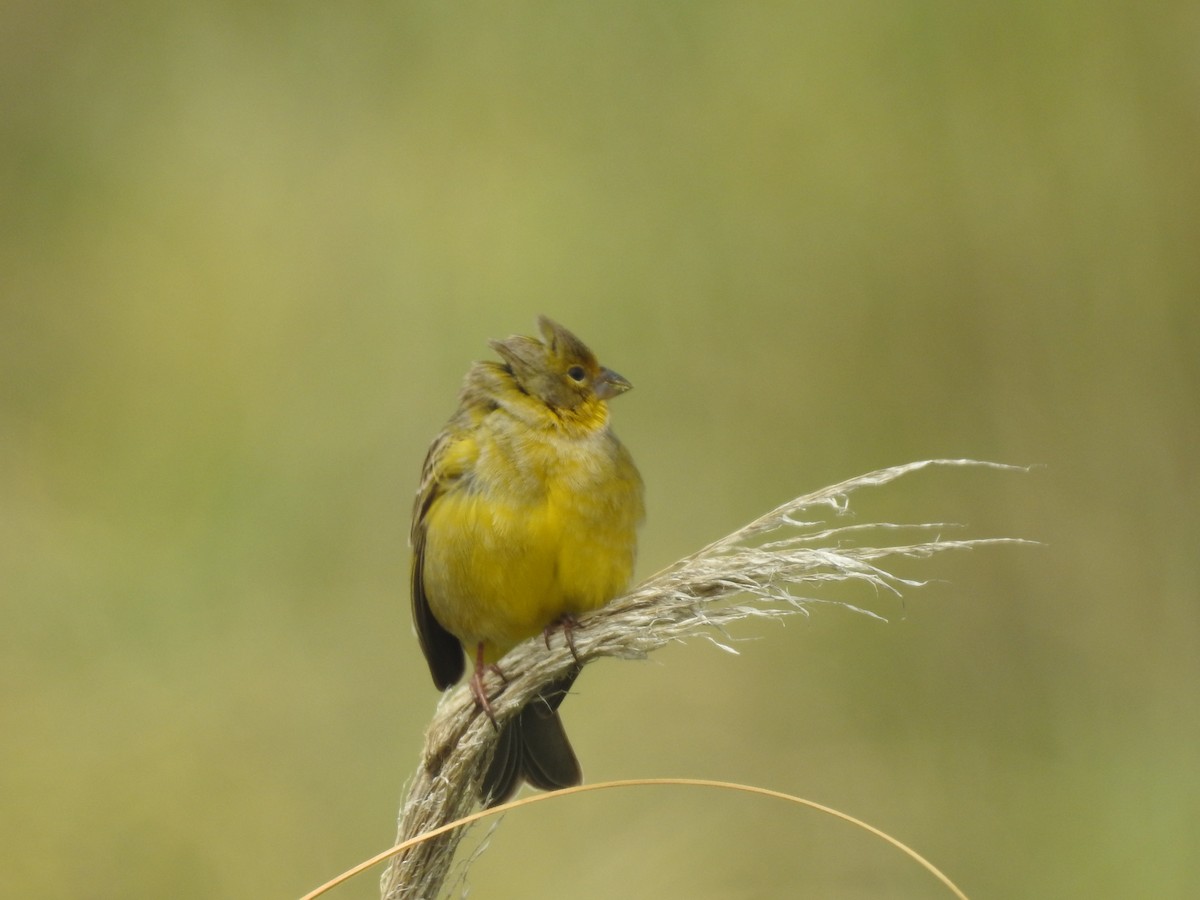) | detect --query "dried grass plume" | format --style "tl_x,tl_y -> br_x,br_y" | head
380,459 -> 1029,899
